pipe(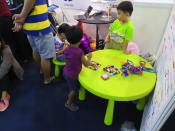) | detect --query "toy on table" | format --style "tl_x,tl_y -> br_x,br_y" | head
101,74 -> 109,80
120,69 -> 130,77
143,67 -> 155,73
88,61 -> 101,70
120,60 -> 154,77
103,65 -> 120,77
140,61 -> 146,69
